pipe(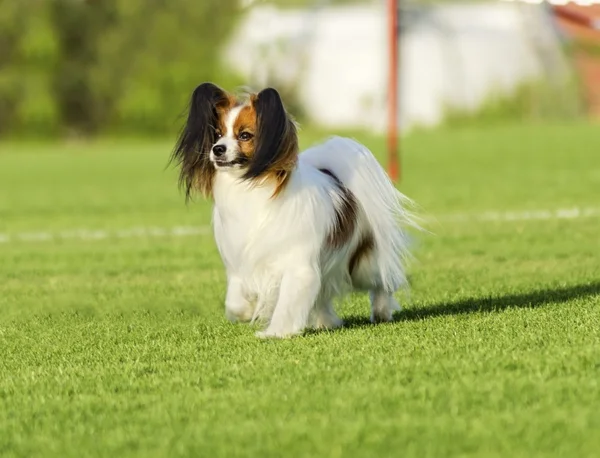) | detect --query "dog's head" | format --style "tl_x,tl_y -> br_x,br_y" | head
171,83 -> 298,199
